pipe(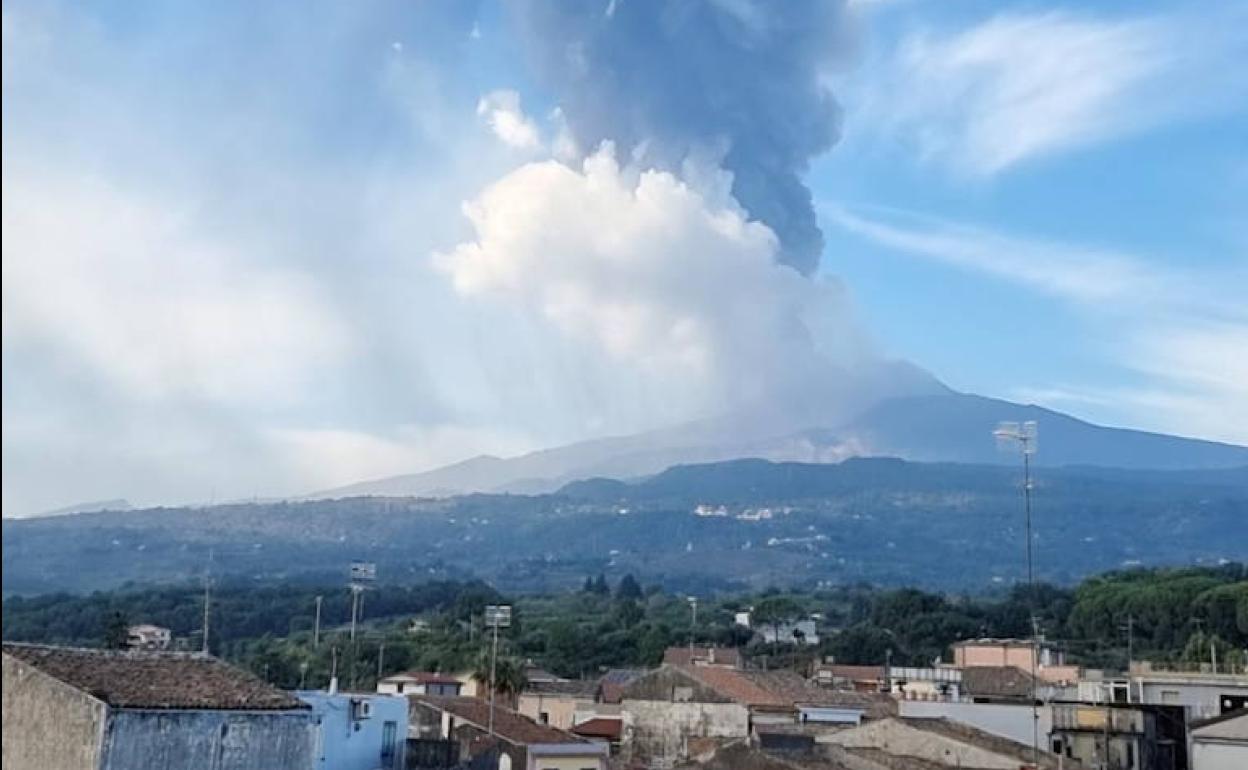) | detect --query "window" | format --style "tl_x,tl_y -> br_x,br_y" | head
539,712 -> 549,724
396,682 -> 405,694
1126,742 -> 1134,769
381,721 -> 397,766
